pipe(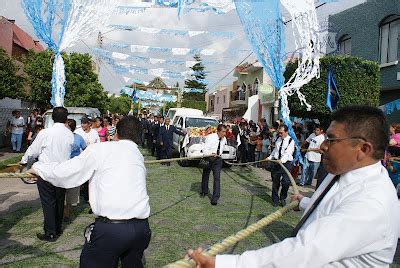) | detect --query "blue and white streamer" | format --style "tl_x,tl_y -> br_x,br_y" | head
108,24 -> 234,38
22,0 -> 117,107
